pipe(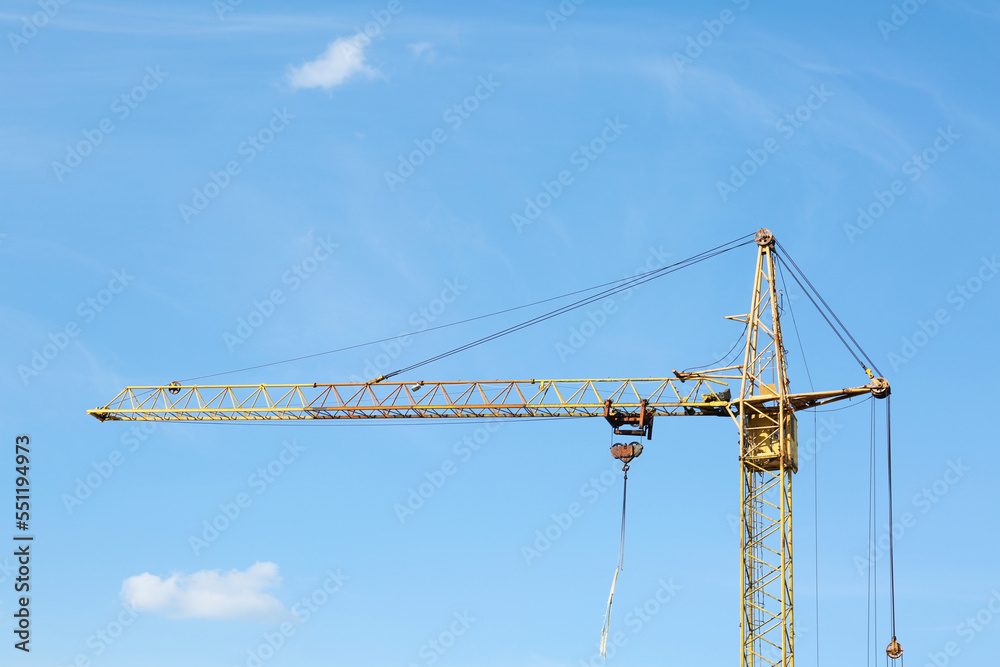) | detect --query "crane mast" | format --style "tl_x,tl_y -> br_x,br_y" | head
738,228 -> 798,667
88,229 -> 890,667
